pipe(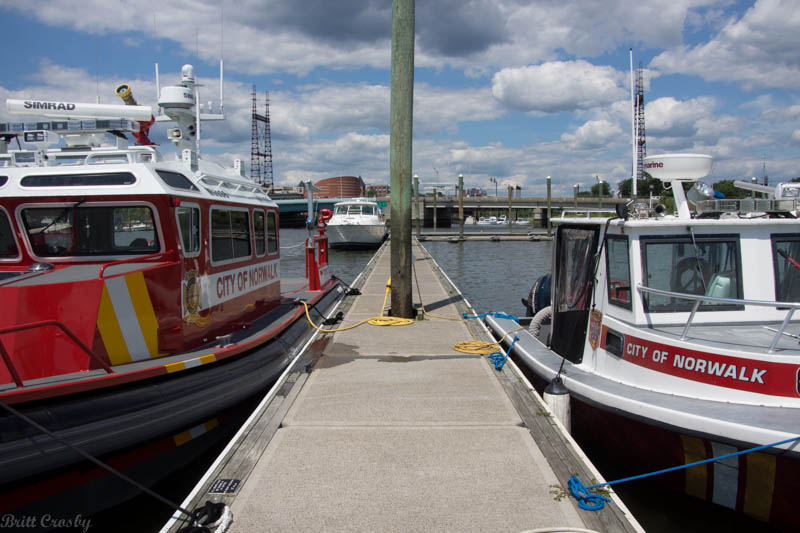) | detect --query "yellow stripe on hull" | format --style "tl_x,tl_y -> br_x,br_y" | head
96,272 -> 162,364
125,271 -> 161,357
682,435 -> 708,499
743,451 -> 776,522
96,284 -> 131,365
